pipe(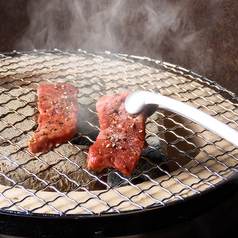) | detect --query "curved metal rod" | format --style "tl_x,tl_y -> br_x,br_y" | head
125,91 -> 238,147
